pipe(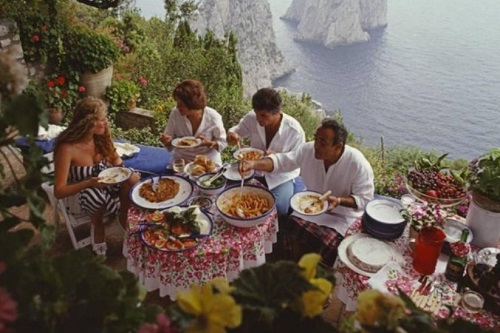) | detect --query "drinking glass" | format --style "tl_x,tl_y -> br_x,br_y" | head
460,289 -> 484,313
172,158 -> 185,174
412,226 -> 446,275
